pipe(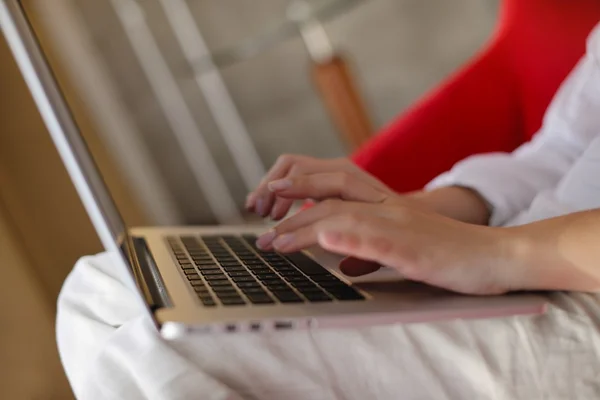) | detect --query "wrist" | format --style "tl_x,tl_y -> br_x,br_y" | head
407,186 -> 491,225
500,224 -> 598,292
